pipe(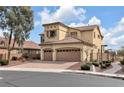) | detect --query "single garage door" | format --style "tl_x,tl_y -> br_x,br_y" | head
0,54 -> 3,60
56,49 -> 81,62
44,50 -> 52,61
